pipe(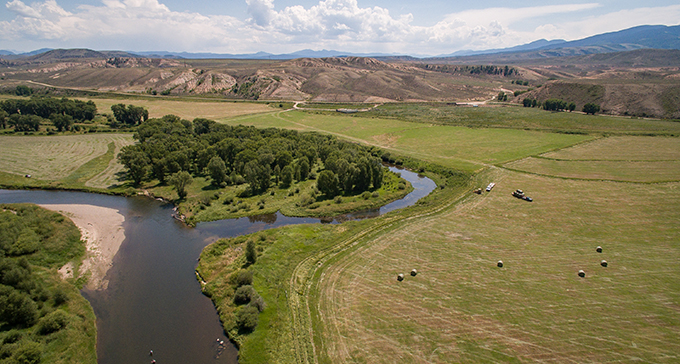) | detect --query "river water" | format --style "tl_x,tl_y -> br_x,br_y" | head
0,167 -> 435,364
